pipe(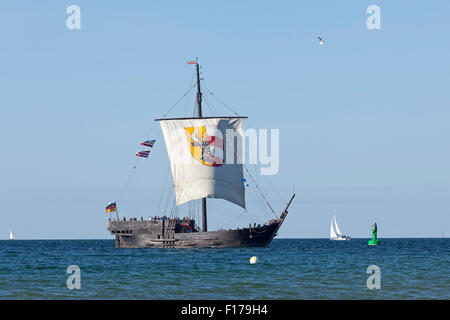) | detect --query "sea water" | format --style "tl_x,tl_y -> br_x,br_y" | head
0,239 -> 448,299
